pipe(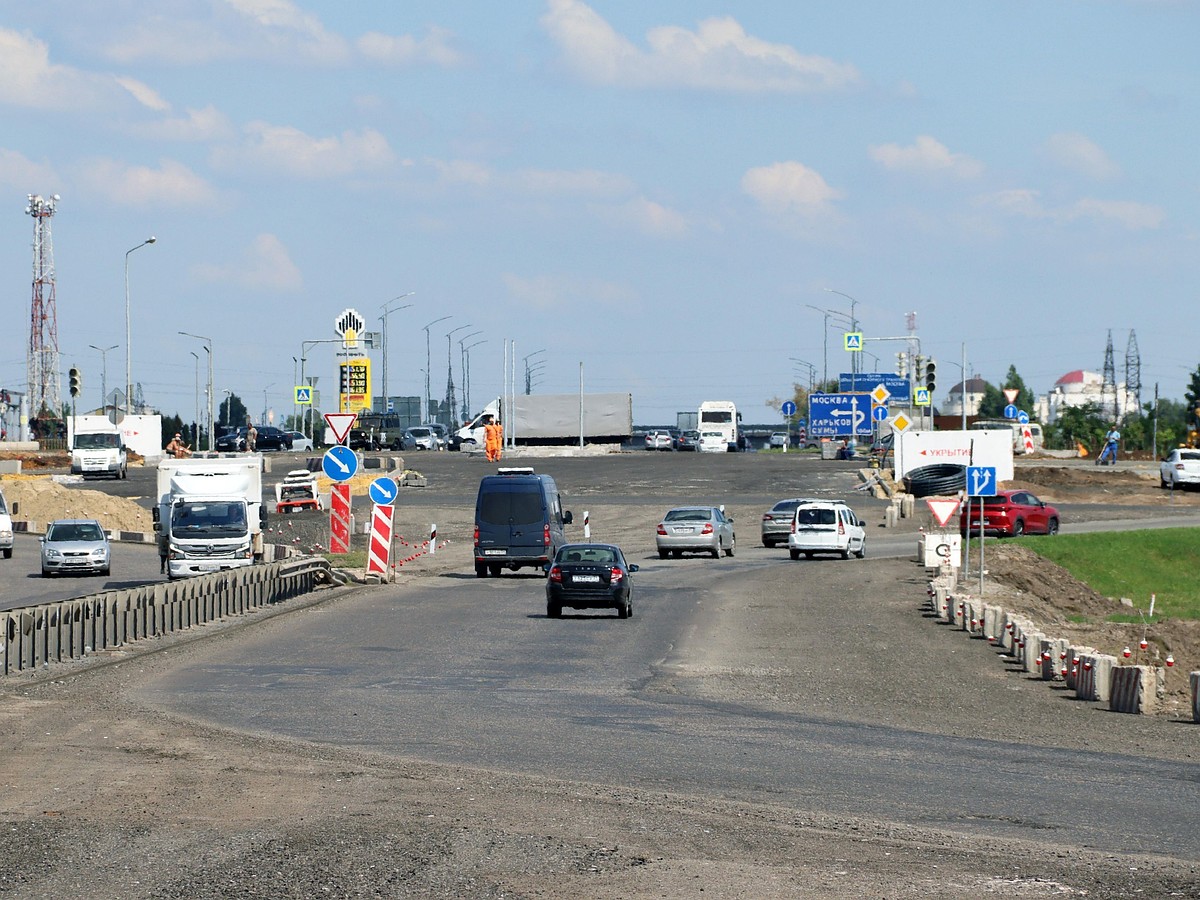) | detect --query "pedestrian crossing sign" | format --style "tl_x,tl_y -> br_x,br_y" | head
295,385 -> 312,404
843,332 -> 863,351
914,387 -> 931,406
